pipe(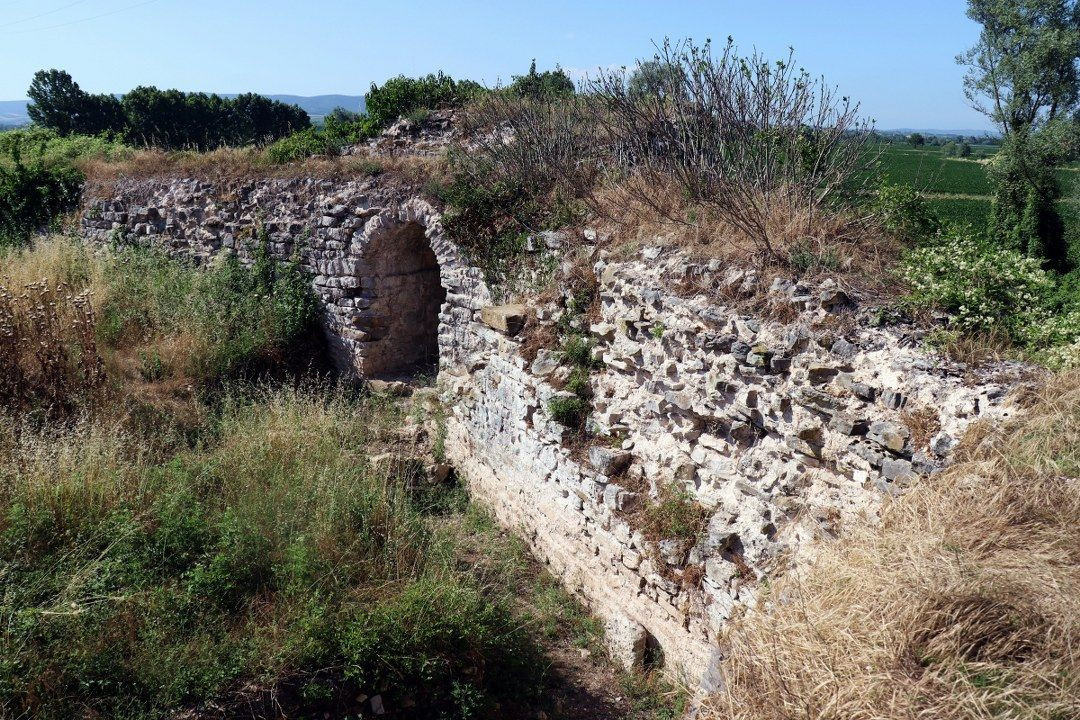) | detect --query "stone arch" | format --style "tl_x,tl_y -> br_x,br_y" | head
353,216 -> 447,377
